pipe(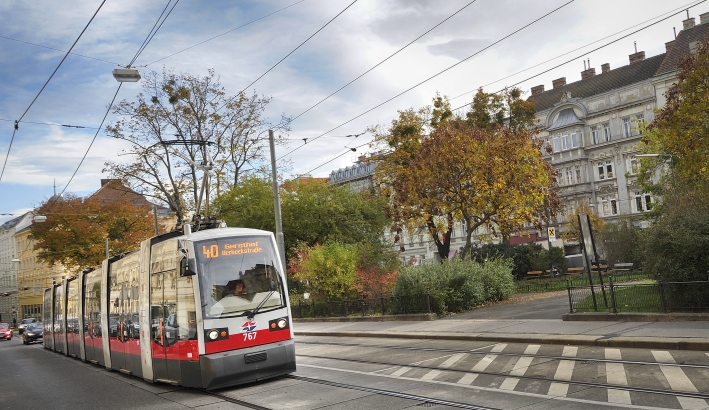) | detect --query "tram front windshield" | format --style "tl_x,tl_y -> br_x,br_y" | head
195,235 -> 285,319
